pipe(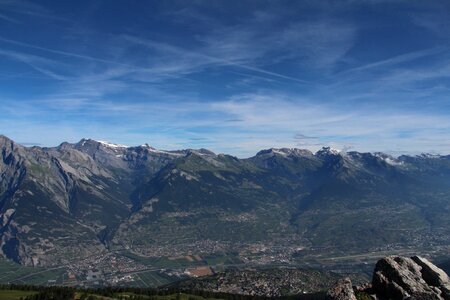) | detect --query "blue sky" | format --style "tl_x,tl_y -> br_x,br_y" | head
1,0 -> 450,157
